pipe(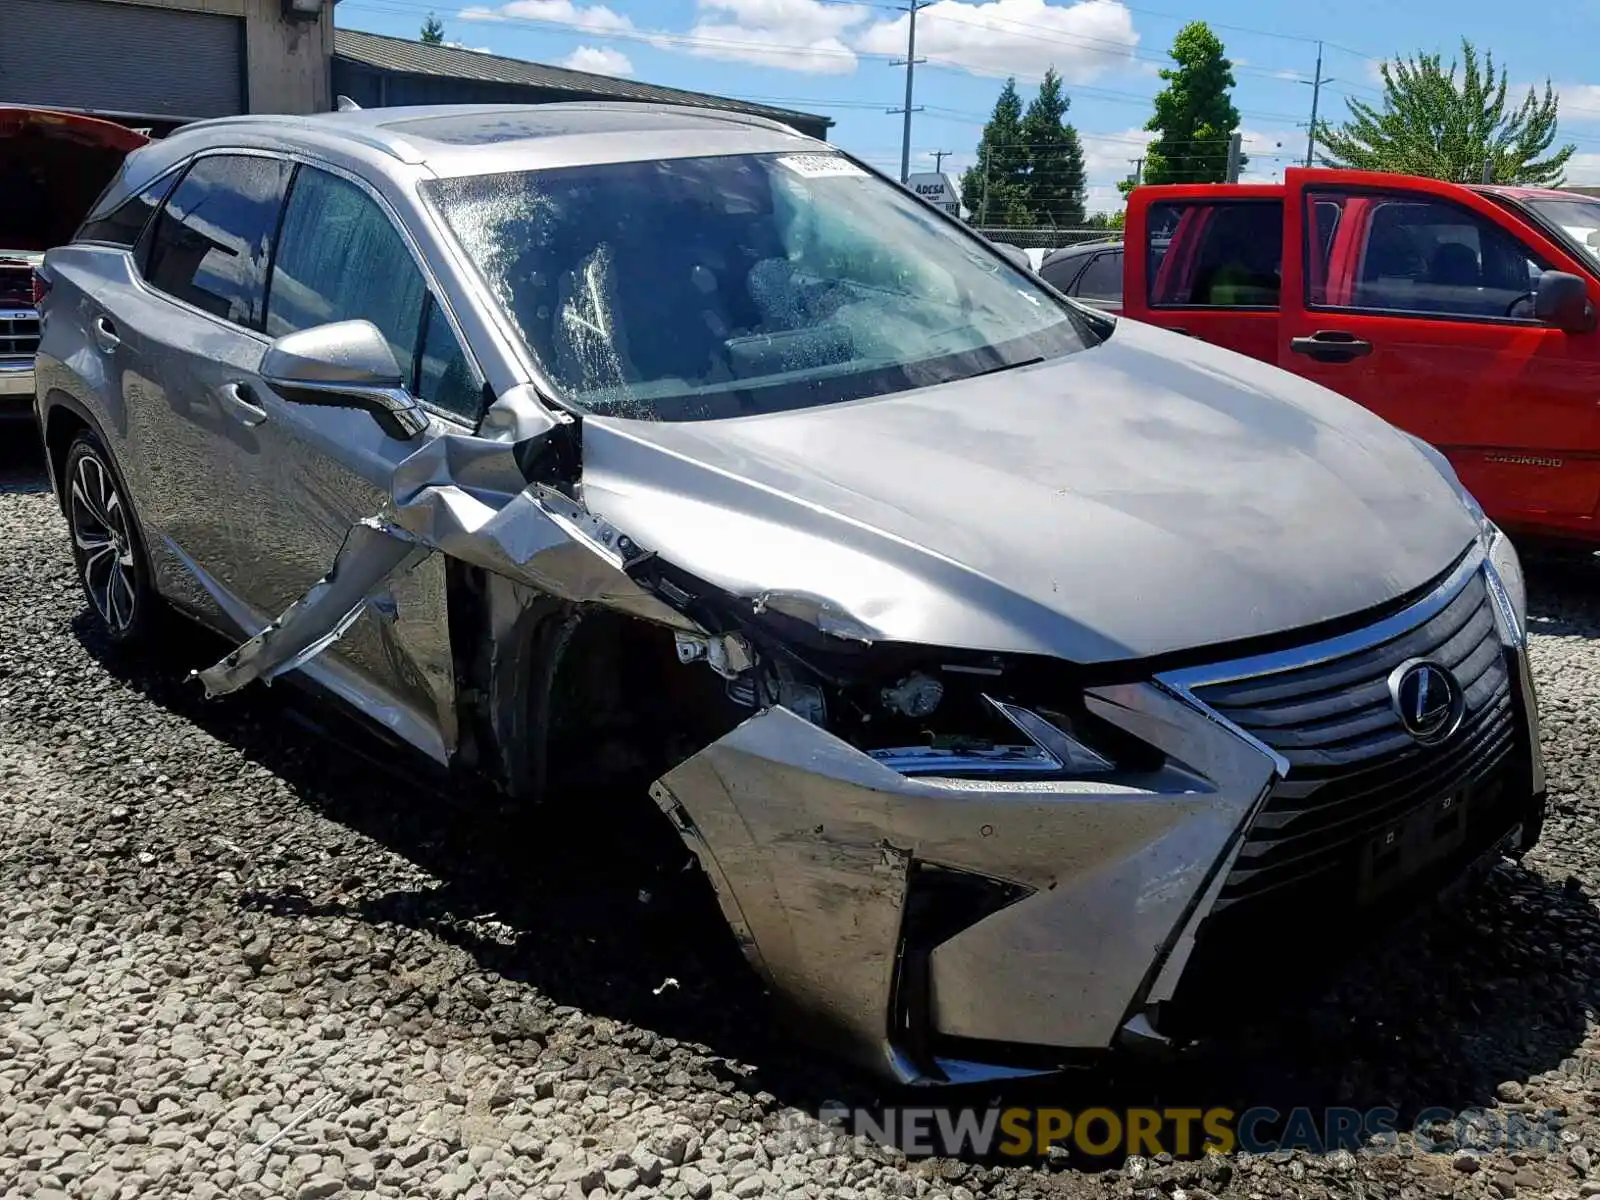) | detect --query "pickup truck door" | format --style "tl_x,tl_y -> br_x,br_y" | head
1278,167 -> 1600,536
1123,184 -> 1284,363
